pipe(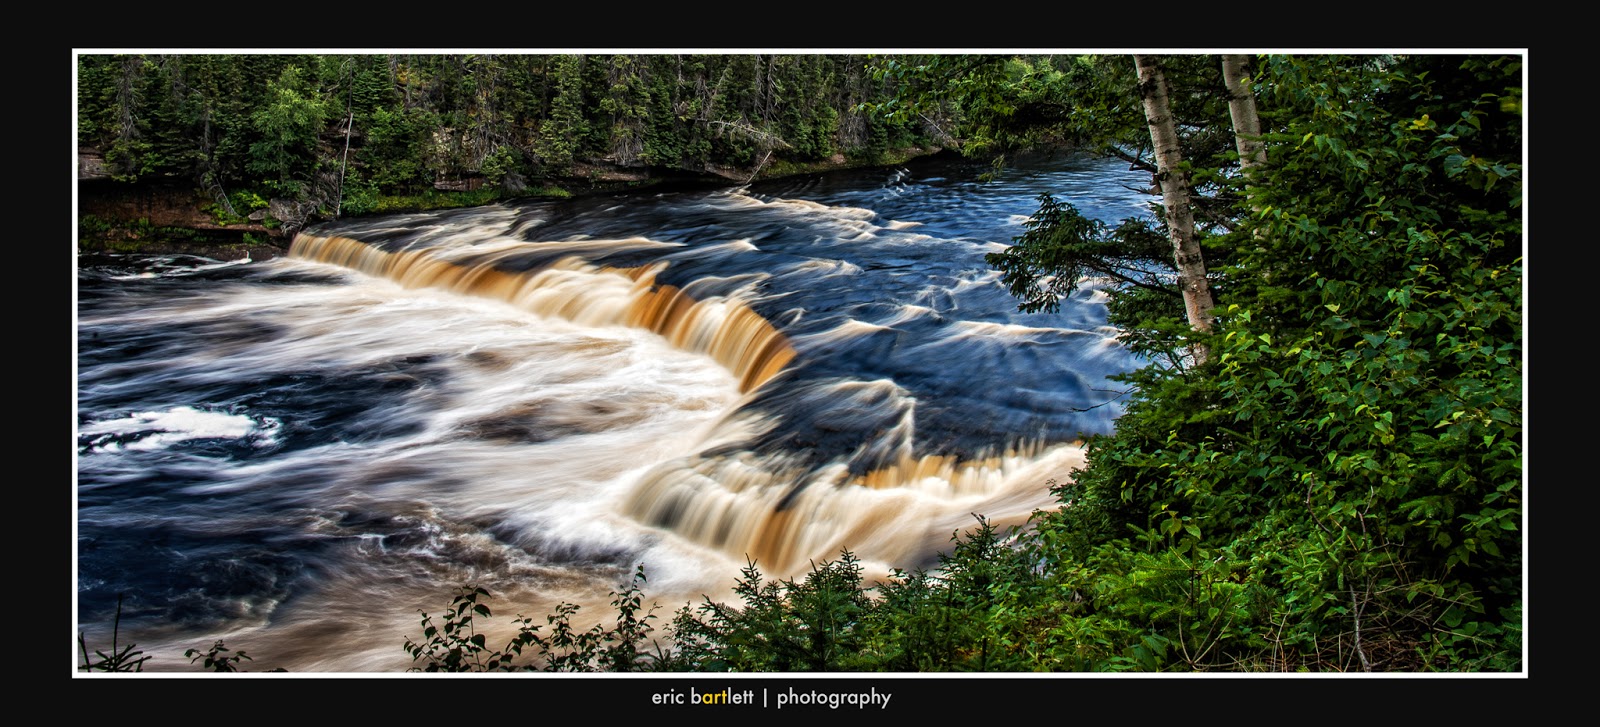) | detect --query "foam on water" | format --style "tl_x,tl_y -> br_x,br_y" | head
78,406 -> 277,452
